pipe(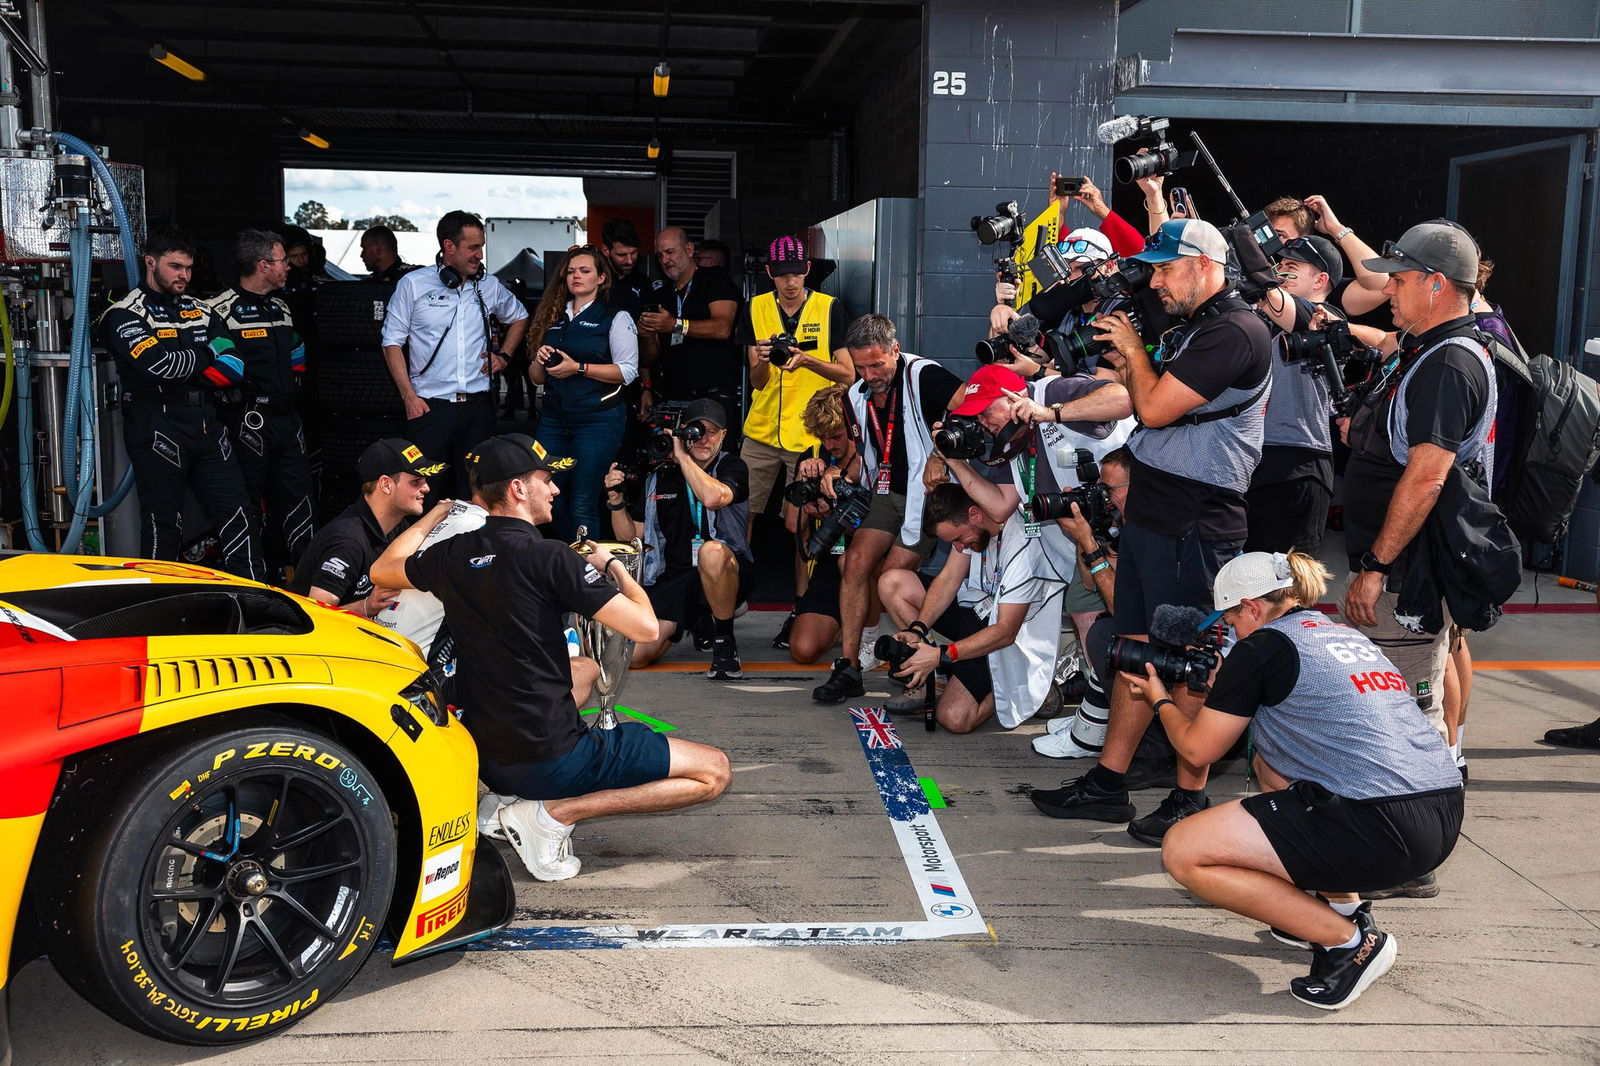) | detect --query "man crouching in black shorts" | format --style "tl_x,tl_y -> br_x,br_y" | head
1122,551 -> 1463,1011
372,434 -> 731,881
